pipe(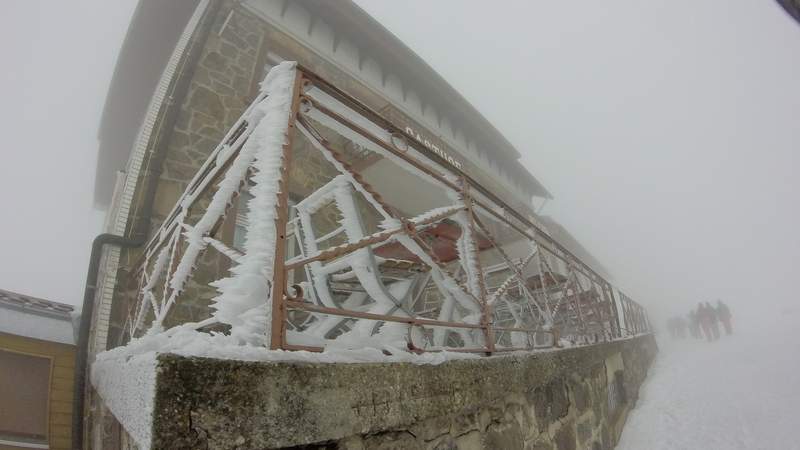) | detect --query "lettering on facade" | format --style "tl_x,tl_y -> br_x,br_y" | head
403,126 -> 463,170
